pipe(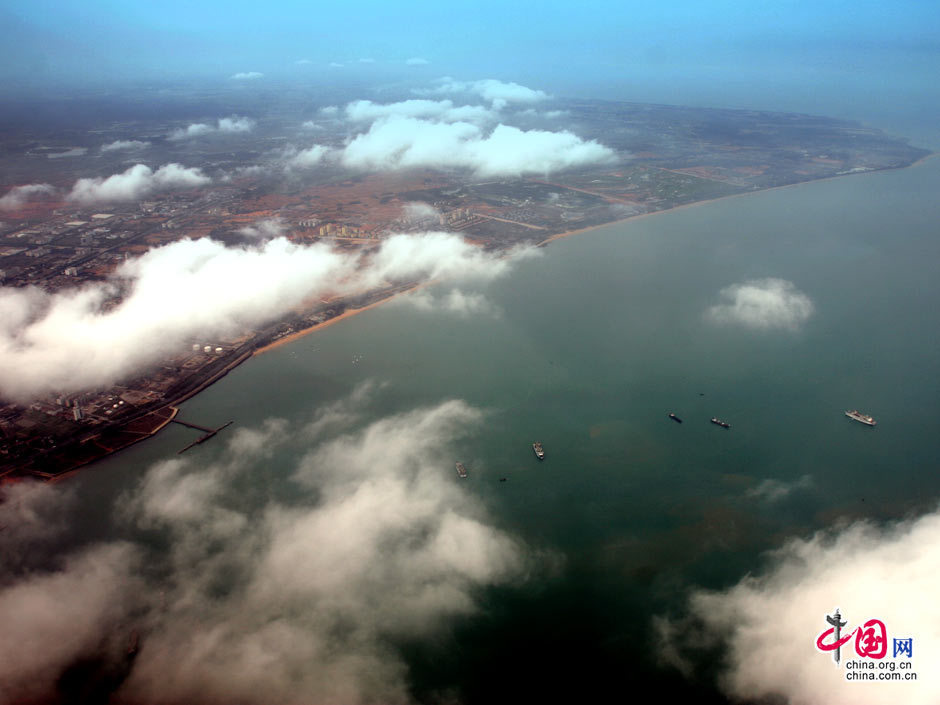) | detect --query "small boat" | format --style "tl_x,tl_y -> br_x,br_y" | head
669,413 -> 682,423
710,417 -> 731,429
845,410 -> 876,426
456,462 -> 468,478
532,442 -> 545,460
